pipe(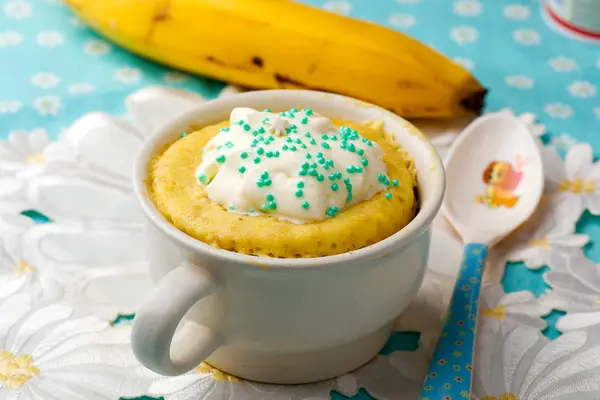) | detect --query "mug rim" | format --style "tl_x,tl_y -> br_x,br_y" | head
133,89 -> 445,269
